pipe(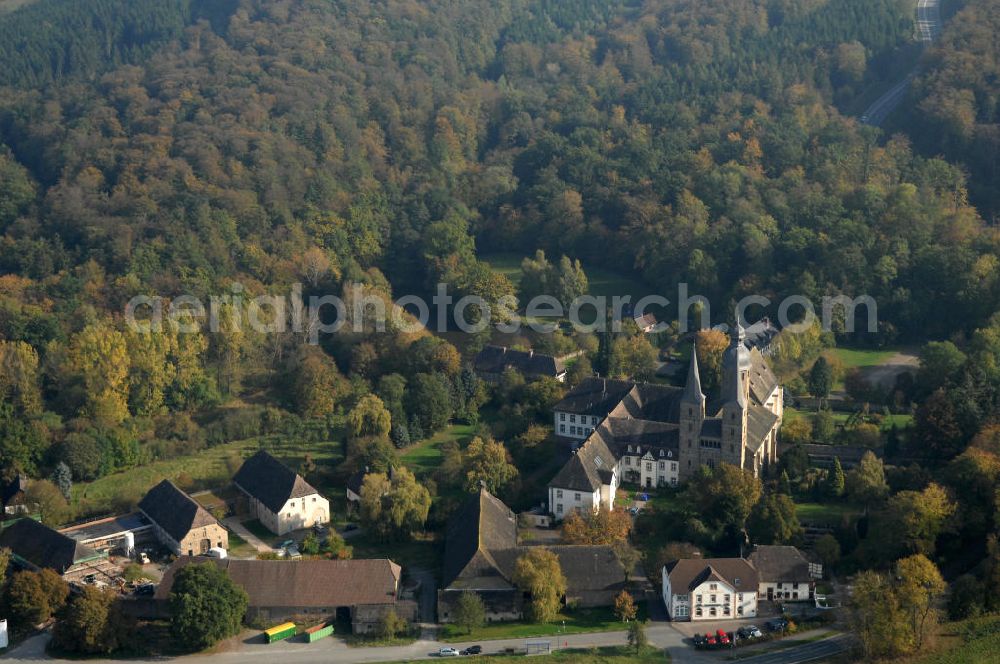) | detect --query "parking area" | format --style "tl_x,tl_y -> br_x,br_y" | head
670,616 -> 766,639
